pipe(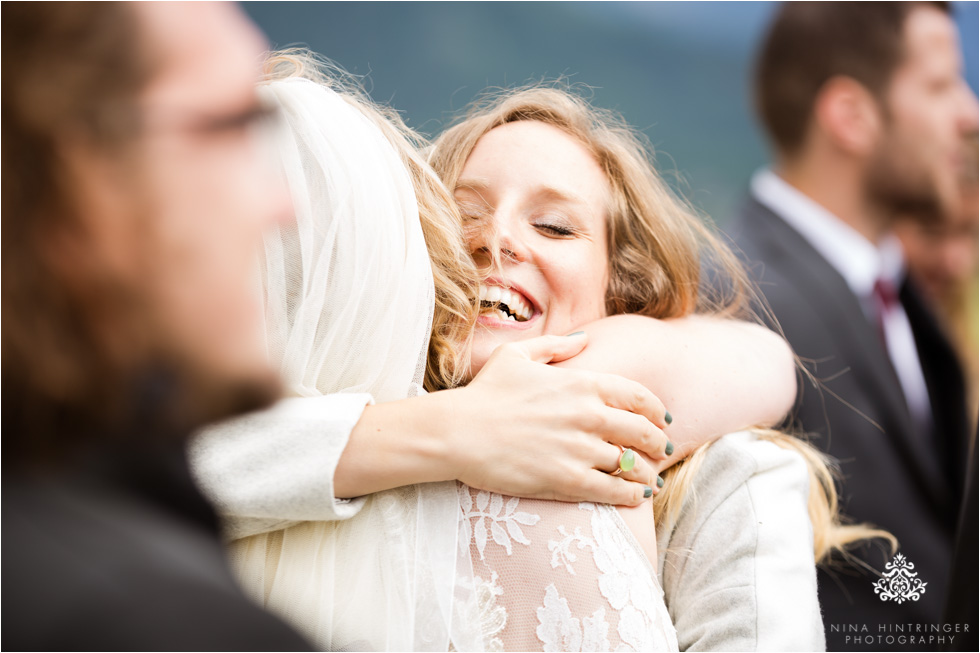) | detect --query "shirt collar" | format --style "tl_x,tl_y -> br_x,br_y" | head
750,168 -> 905,298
